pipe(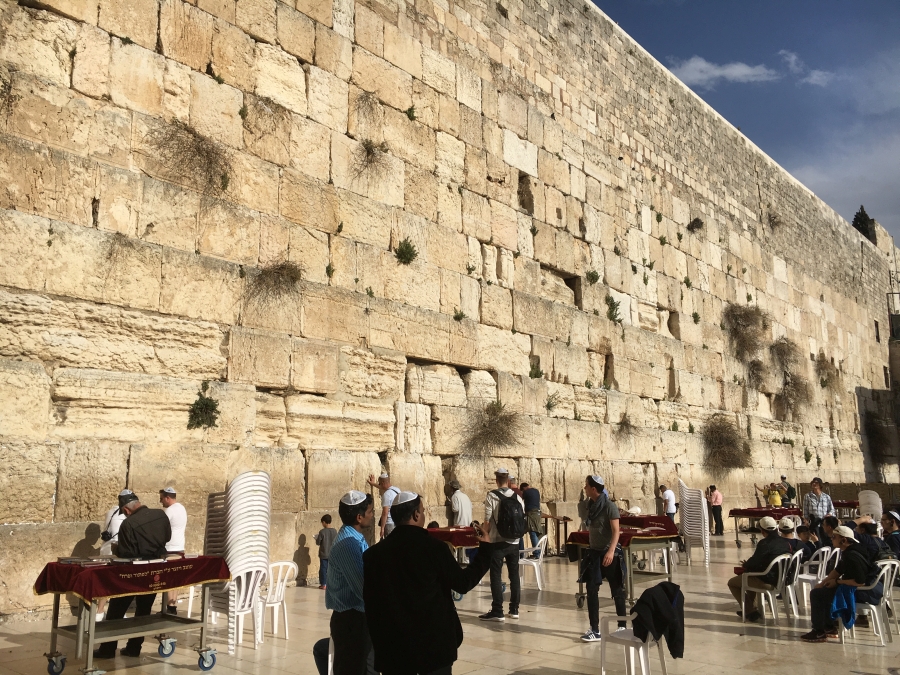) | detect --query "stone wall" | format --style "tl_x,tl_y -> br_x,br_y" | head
1,0 -> 897,617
